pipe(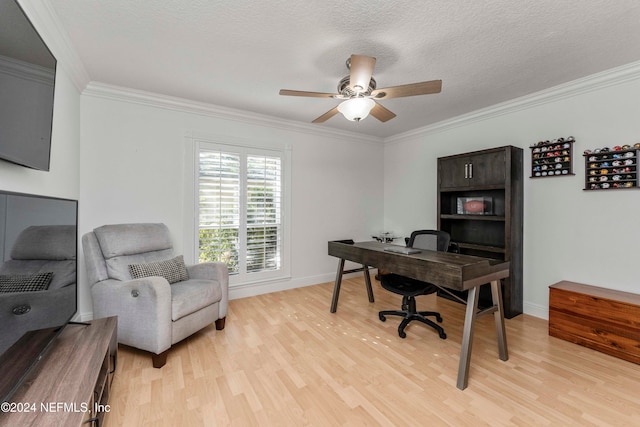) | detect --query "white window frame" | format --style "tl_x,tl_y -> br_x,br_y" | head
186,134 -> 291,288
